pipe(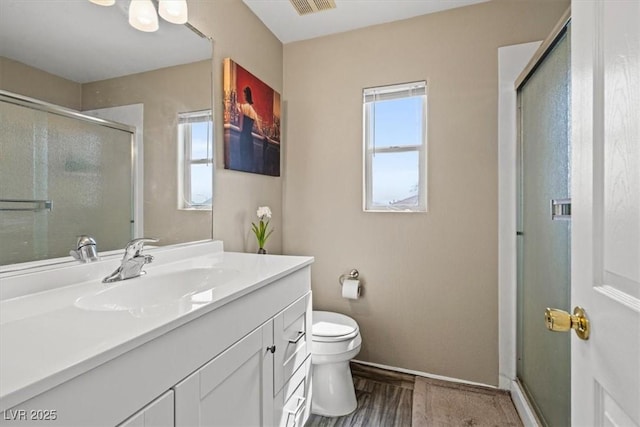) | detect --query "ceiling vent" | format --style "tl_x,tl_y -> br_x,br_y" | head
289,0 -> 336,16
